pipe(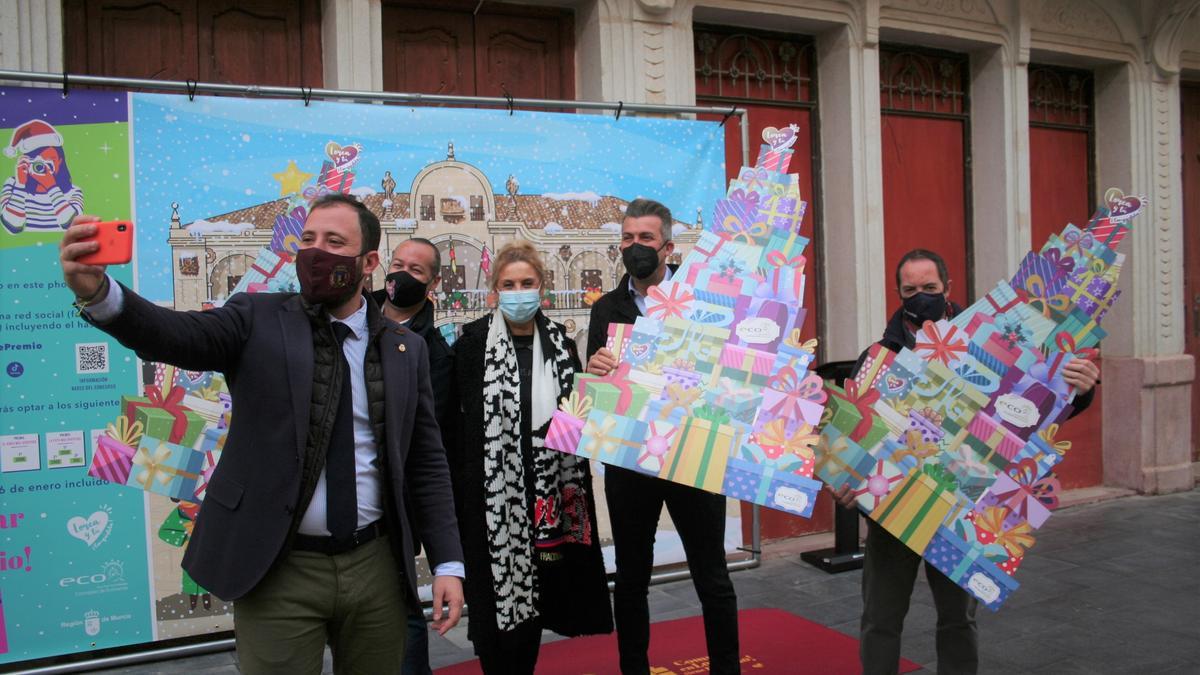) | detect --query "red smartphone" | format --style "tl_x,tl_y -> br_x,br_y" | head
76,220 -> 134,265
